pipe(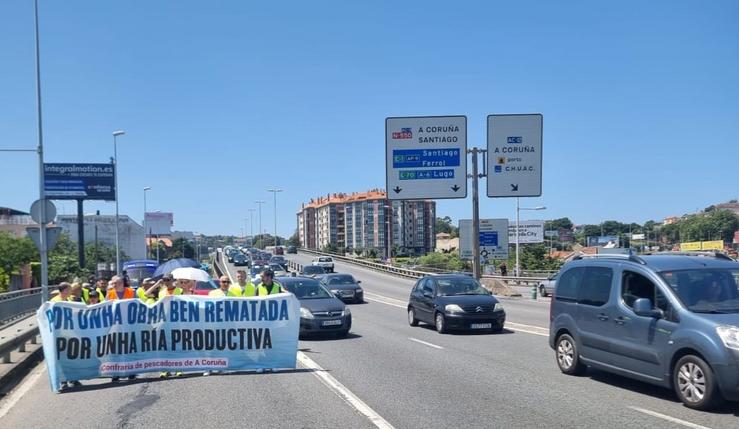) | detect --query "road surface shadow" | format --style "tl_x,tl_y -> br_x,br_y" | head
299,332 -> 363,342
416,323 -> 512,335
587,368 -> 739,415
